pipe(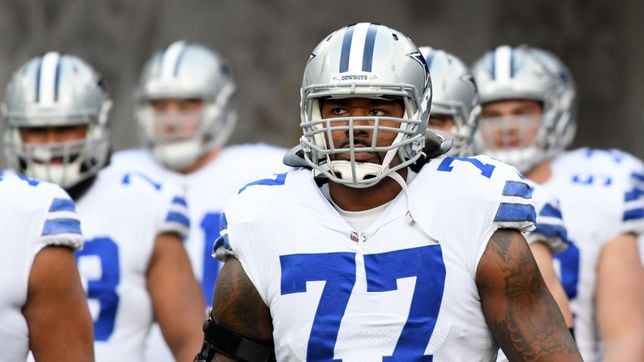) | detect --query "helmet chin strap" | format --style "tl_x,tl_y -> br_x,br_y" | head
386,170 -> 438,244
